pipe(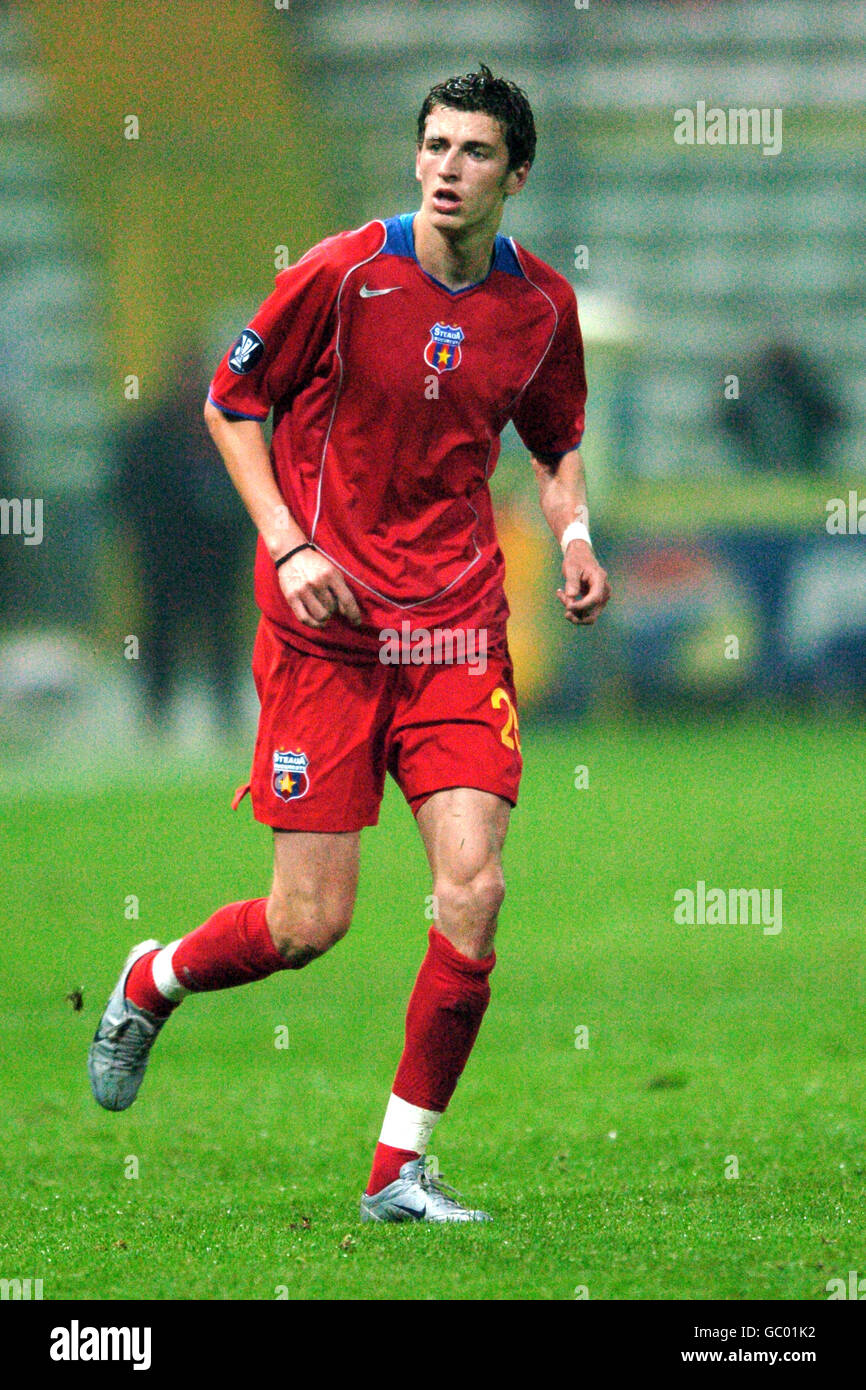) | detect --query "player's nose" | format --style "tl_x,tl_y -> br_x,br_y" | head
438,148 -> 460,176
